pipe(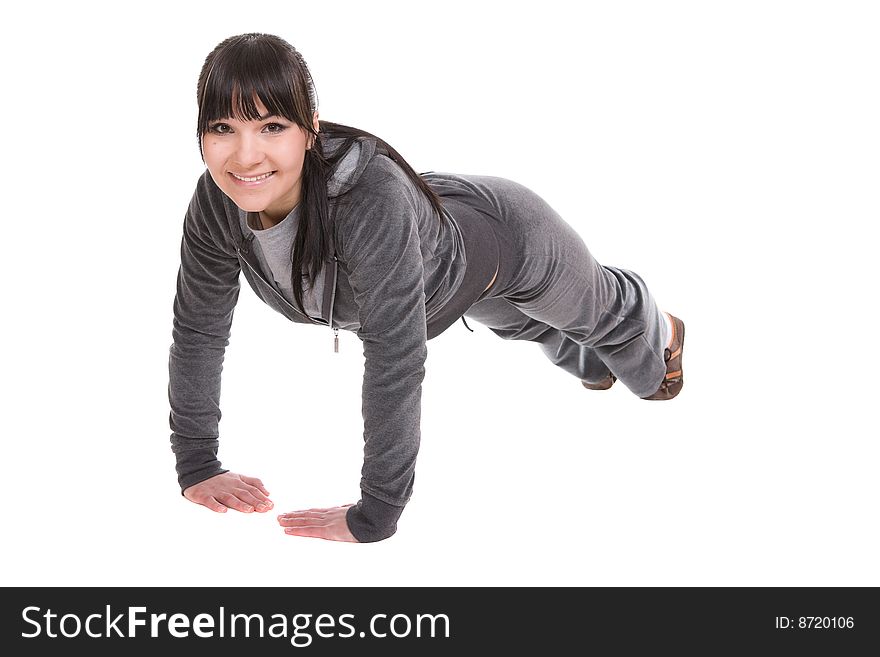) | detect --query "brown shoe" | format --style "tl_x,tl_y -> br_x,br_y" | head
642,313 -> 685,401
582,373 -> 616,390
